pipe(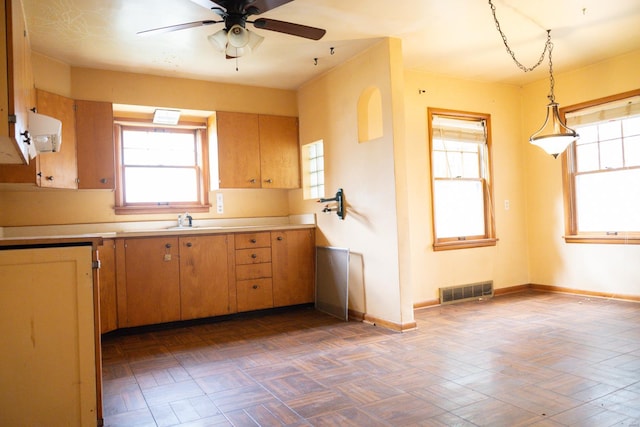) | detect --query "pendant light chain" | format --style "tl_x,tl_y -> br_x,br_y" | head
488,0 -> 552,71
546,36 -> 555,103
